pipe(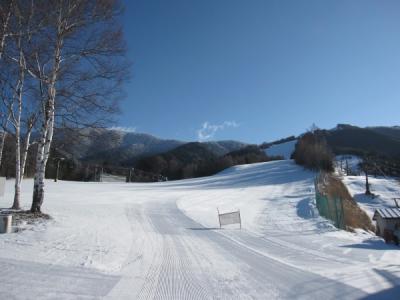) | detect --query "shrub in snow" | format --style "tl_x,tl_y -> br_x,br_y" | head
292,131 -> 334,172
